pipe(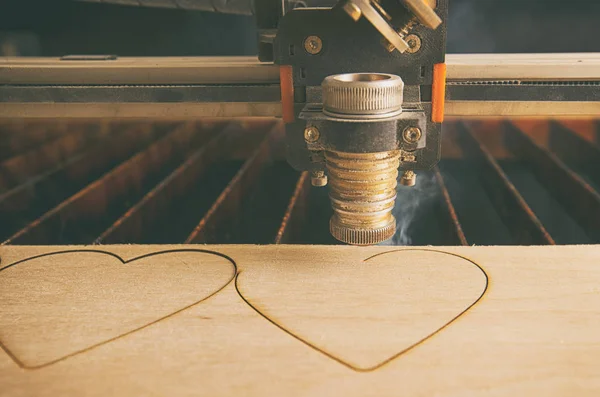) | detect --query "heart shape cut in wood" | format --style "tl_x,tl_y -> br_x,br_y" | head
236,248 -> 488,372
0,249 -> 236,369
